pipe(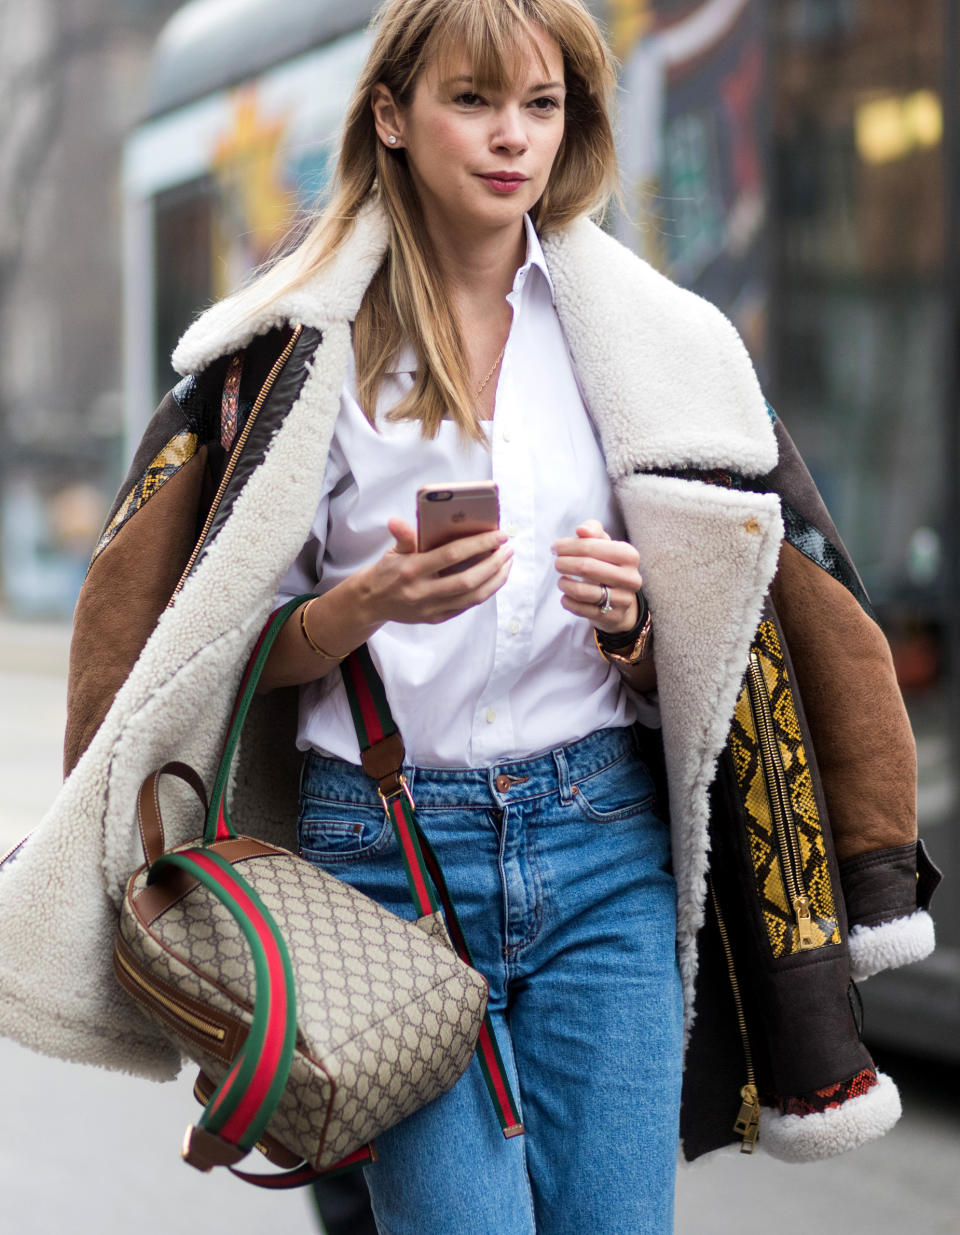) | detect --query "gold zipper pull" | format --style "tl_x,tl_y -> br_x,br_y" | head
794,895 -> 815,949
734,1082 -> 760,1152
